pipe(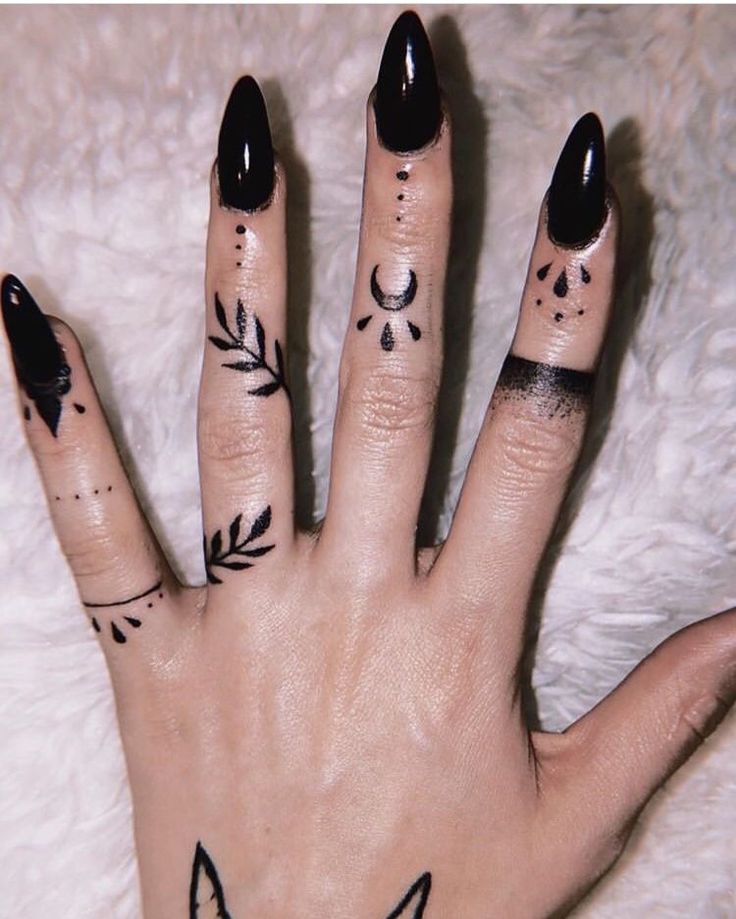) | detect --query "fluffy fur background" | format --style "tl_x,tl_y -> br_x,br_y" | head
1,4 -> 734,916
